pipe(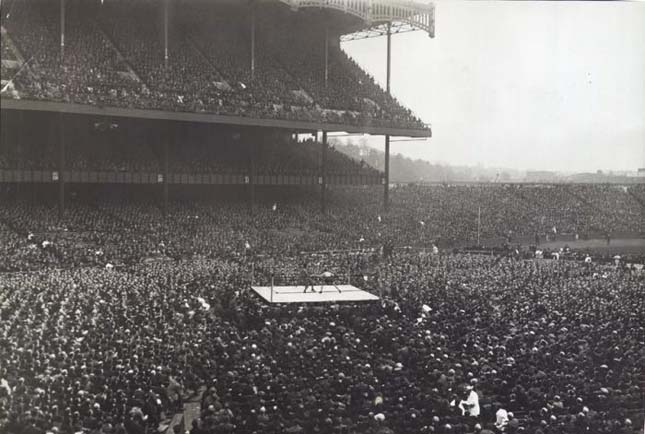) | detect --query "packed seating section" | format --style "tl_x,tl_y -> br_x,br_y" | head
0,124 -> 379,177
0,184 -> 643,273
0,216 -> 642,433
0,0 -> 427,130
